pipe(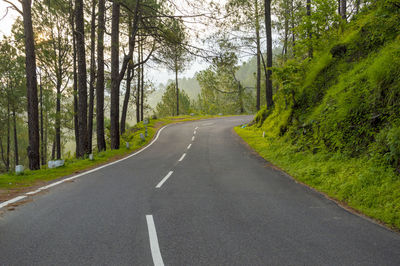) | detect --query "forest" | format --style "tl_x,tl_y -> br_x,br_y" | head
0,0 -> 399,198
